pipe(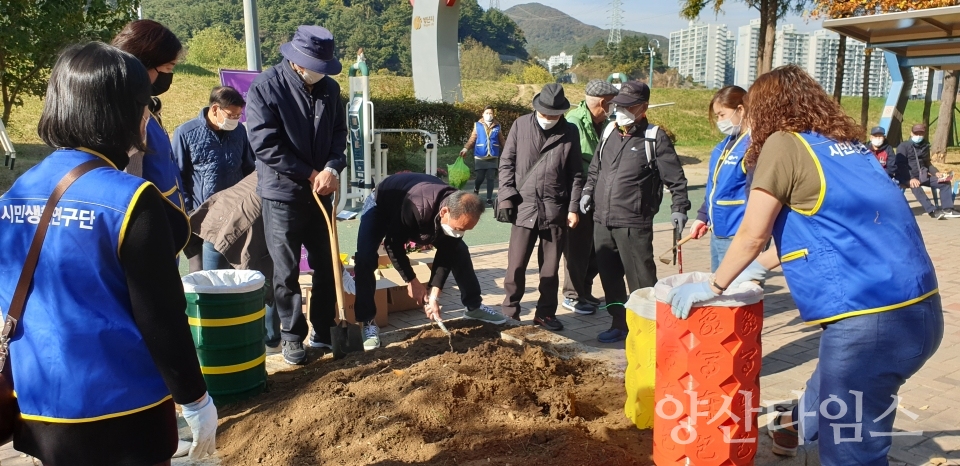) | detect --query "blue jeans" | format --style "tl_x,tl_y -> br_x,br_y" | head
709,233 -> 733,273
202,241 -> 280,347
793,294 -> 943,465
